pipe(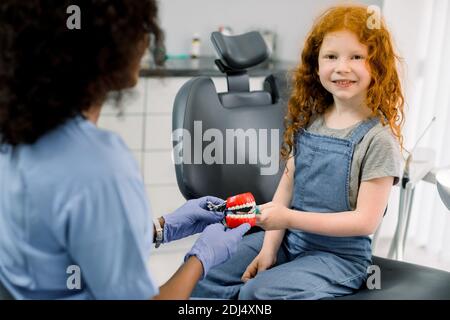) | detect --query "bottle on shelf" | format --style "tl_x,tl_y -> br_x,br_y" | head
190,33 -> 201,59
